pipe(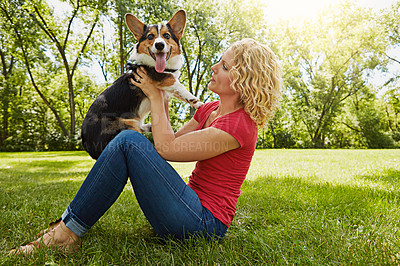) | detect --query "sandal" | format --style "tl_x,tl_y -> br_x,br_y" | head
37,218 -> 62,237
10,219 -> 80,257
9,240 -> 40,257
